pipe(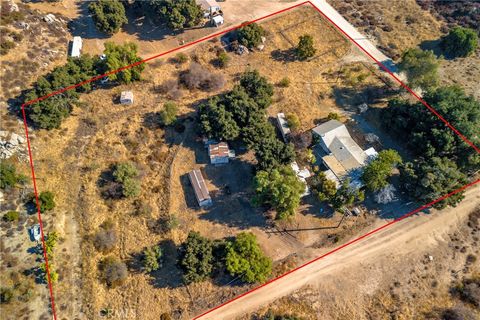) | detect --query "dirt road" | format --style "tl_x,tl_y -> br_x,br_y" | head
194,184 -> 480,319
